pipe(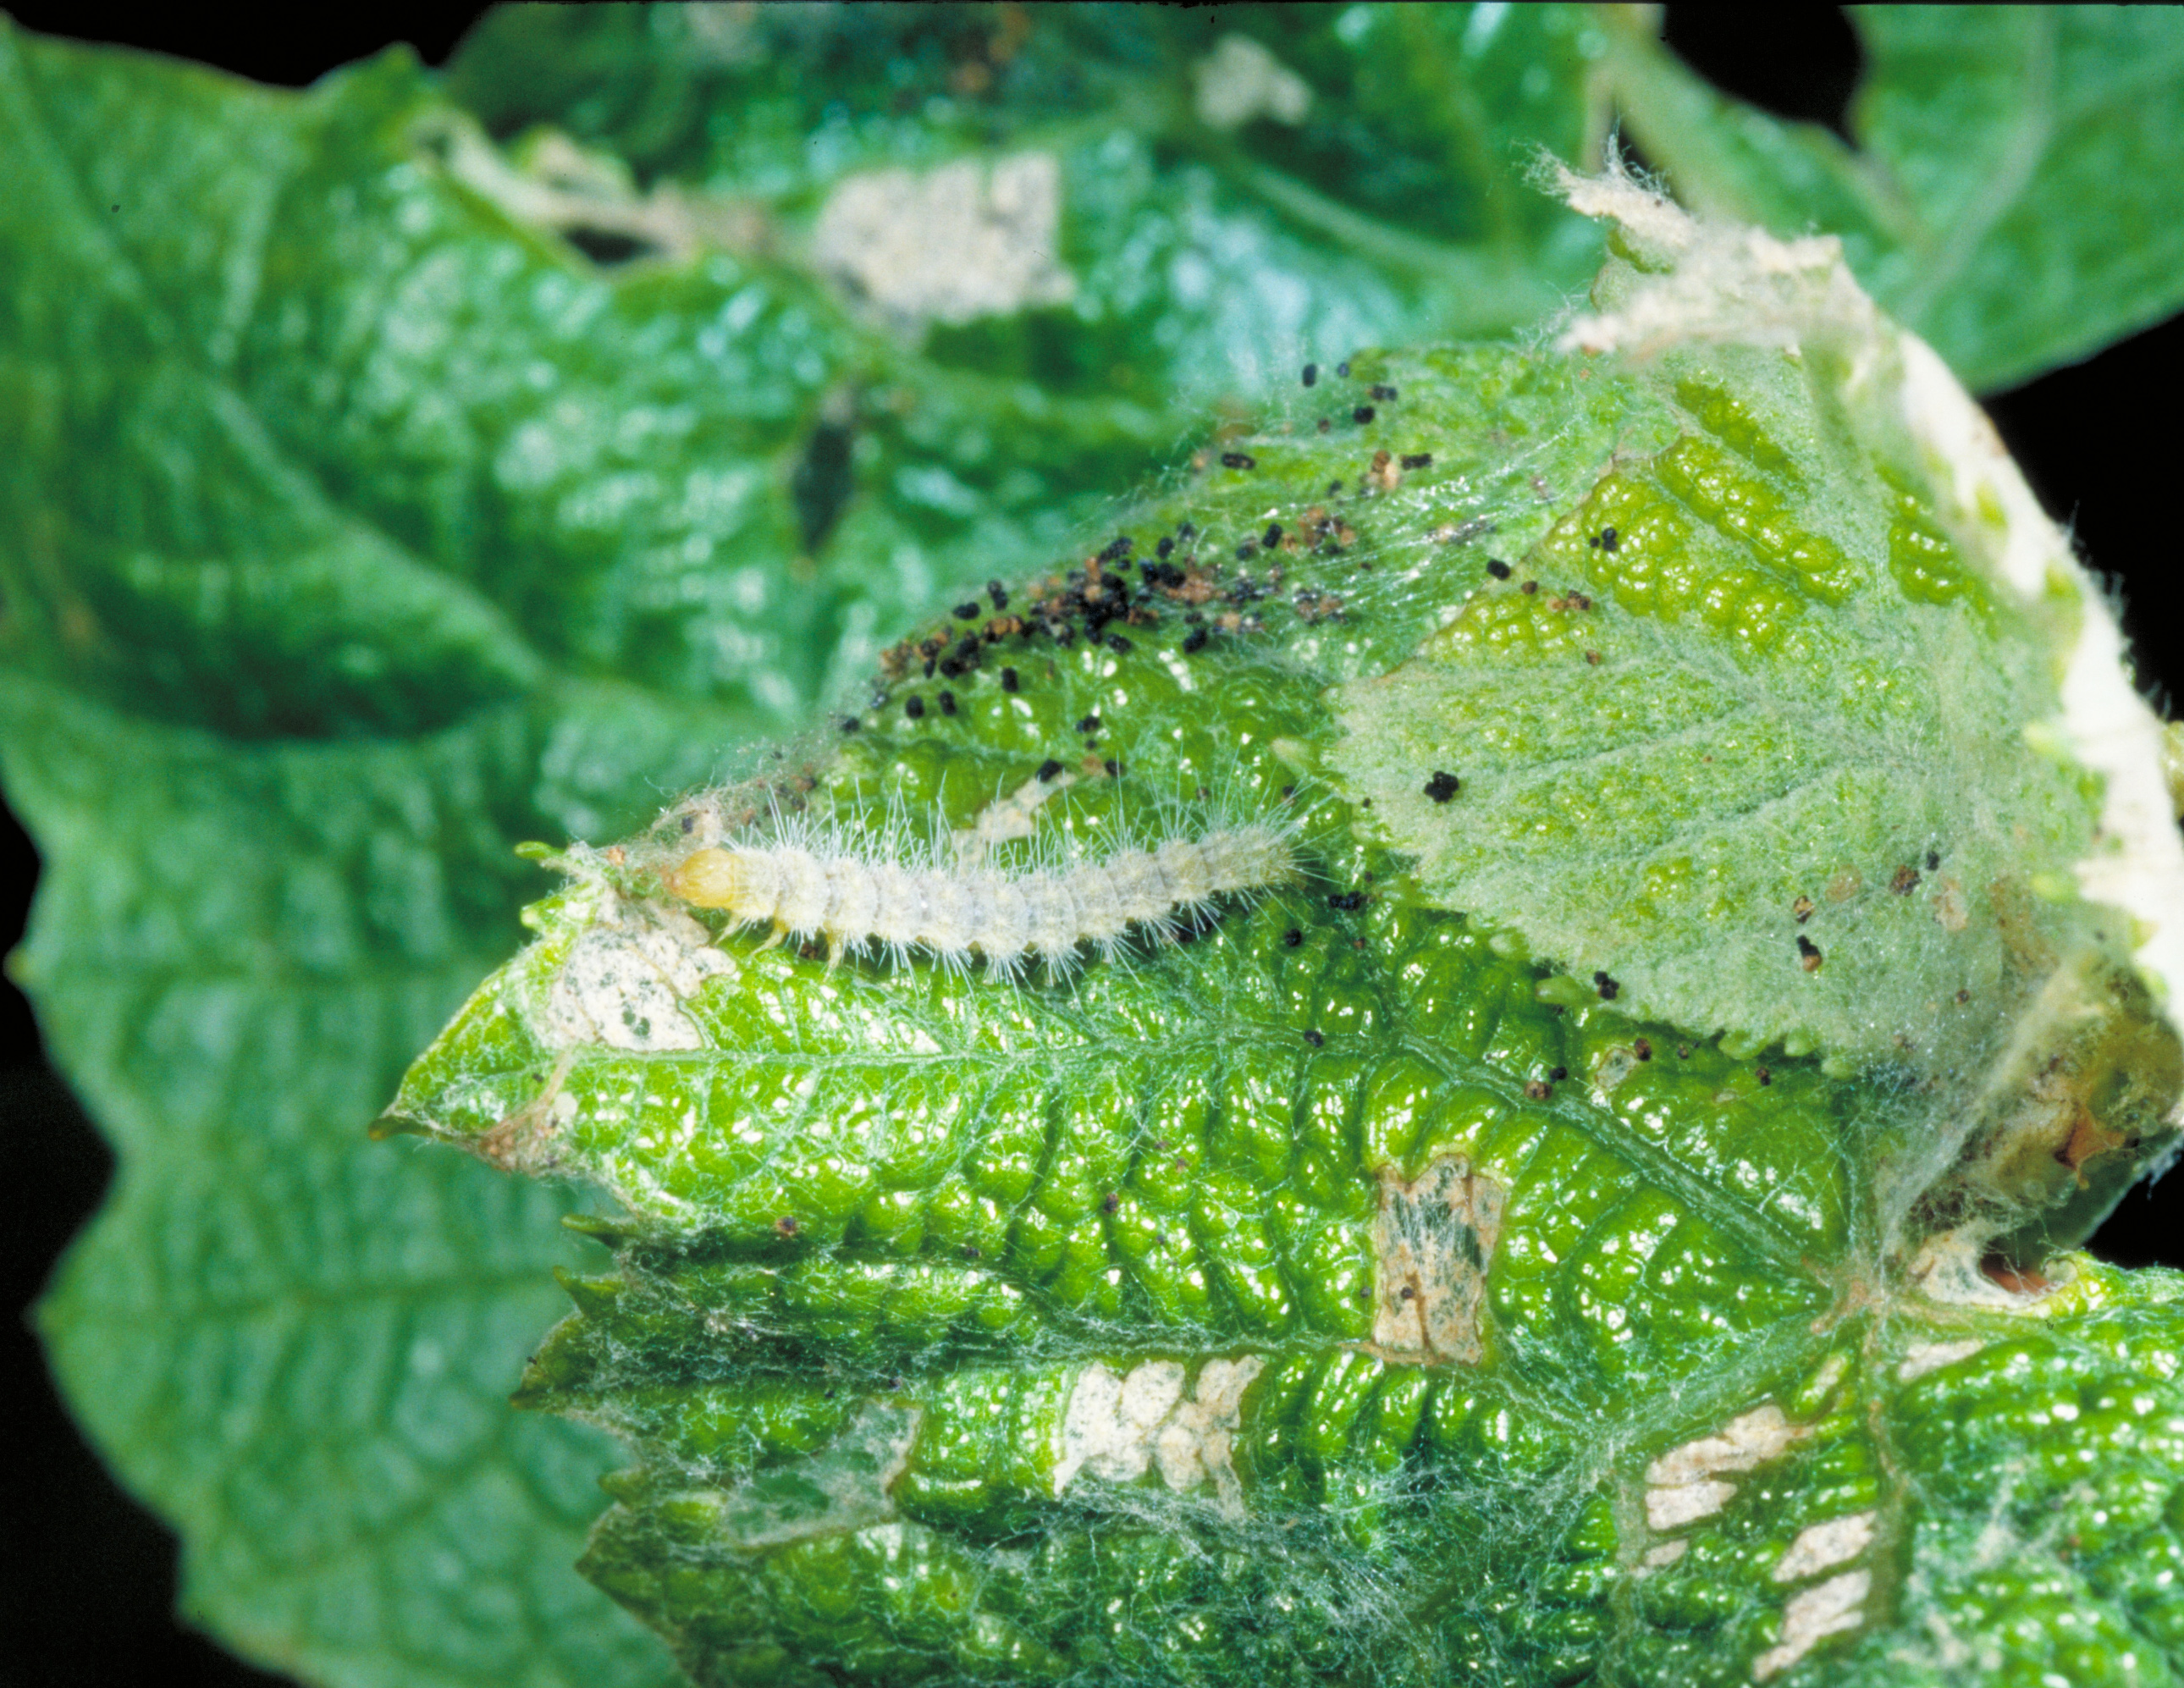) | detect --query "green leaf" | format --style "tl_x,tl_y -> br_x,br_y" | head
0,22 -> 866,1680
14,8 -> 2184,1685
388,185 -> 2184,1683
0,11 -> 1632,1685
440,3 -> 1619,362
1329,348 -> 2088,1071
1603,5 -> 2184,391
0,23 -> 1042,1688
7,671 -> 687,1688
